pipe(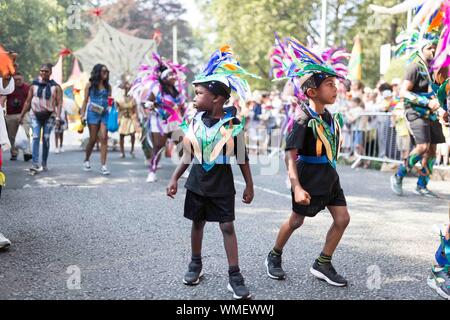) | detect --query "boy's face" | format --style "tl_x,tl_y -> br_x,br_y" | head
194,84 -> 216,112
307,77 -> 338,105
